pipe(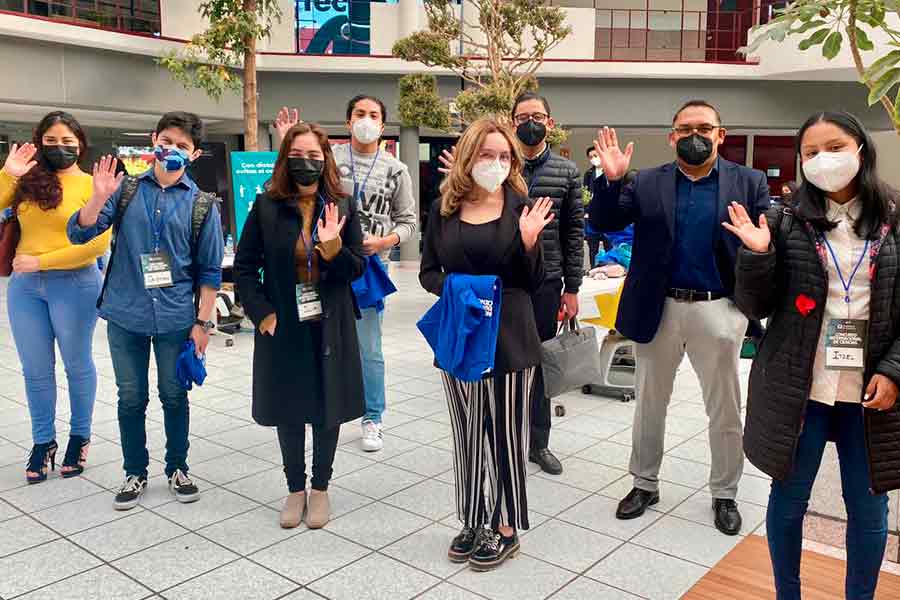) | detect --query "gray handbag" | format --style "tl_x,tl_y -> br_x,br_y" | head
540,318 -> 603,398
